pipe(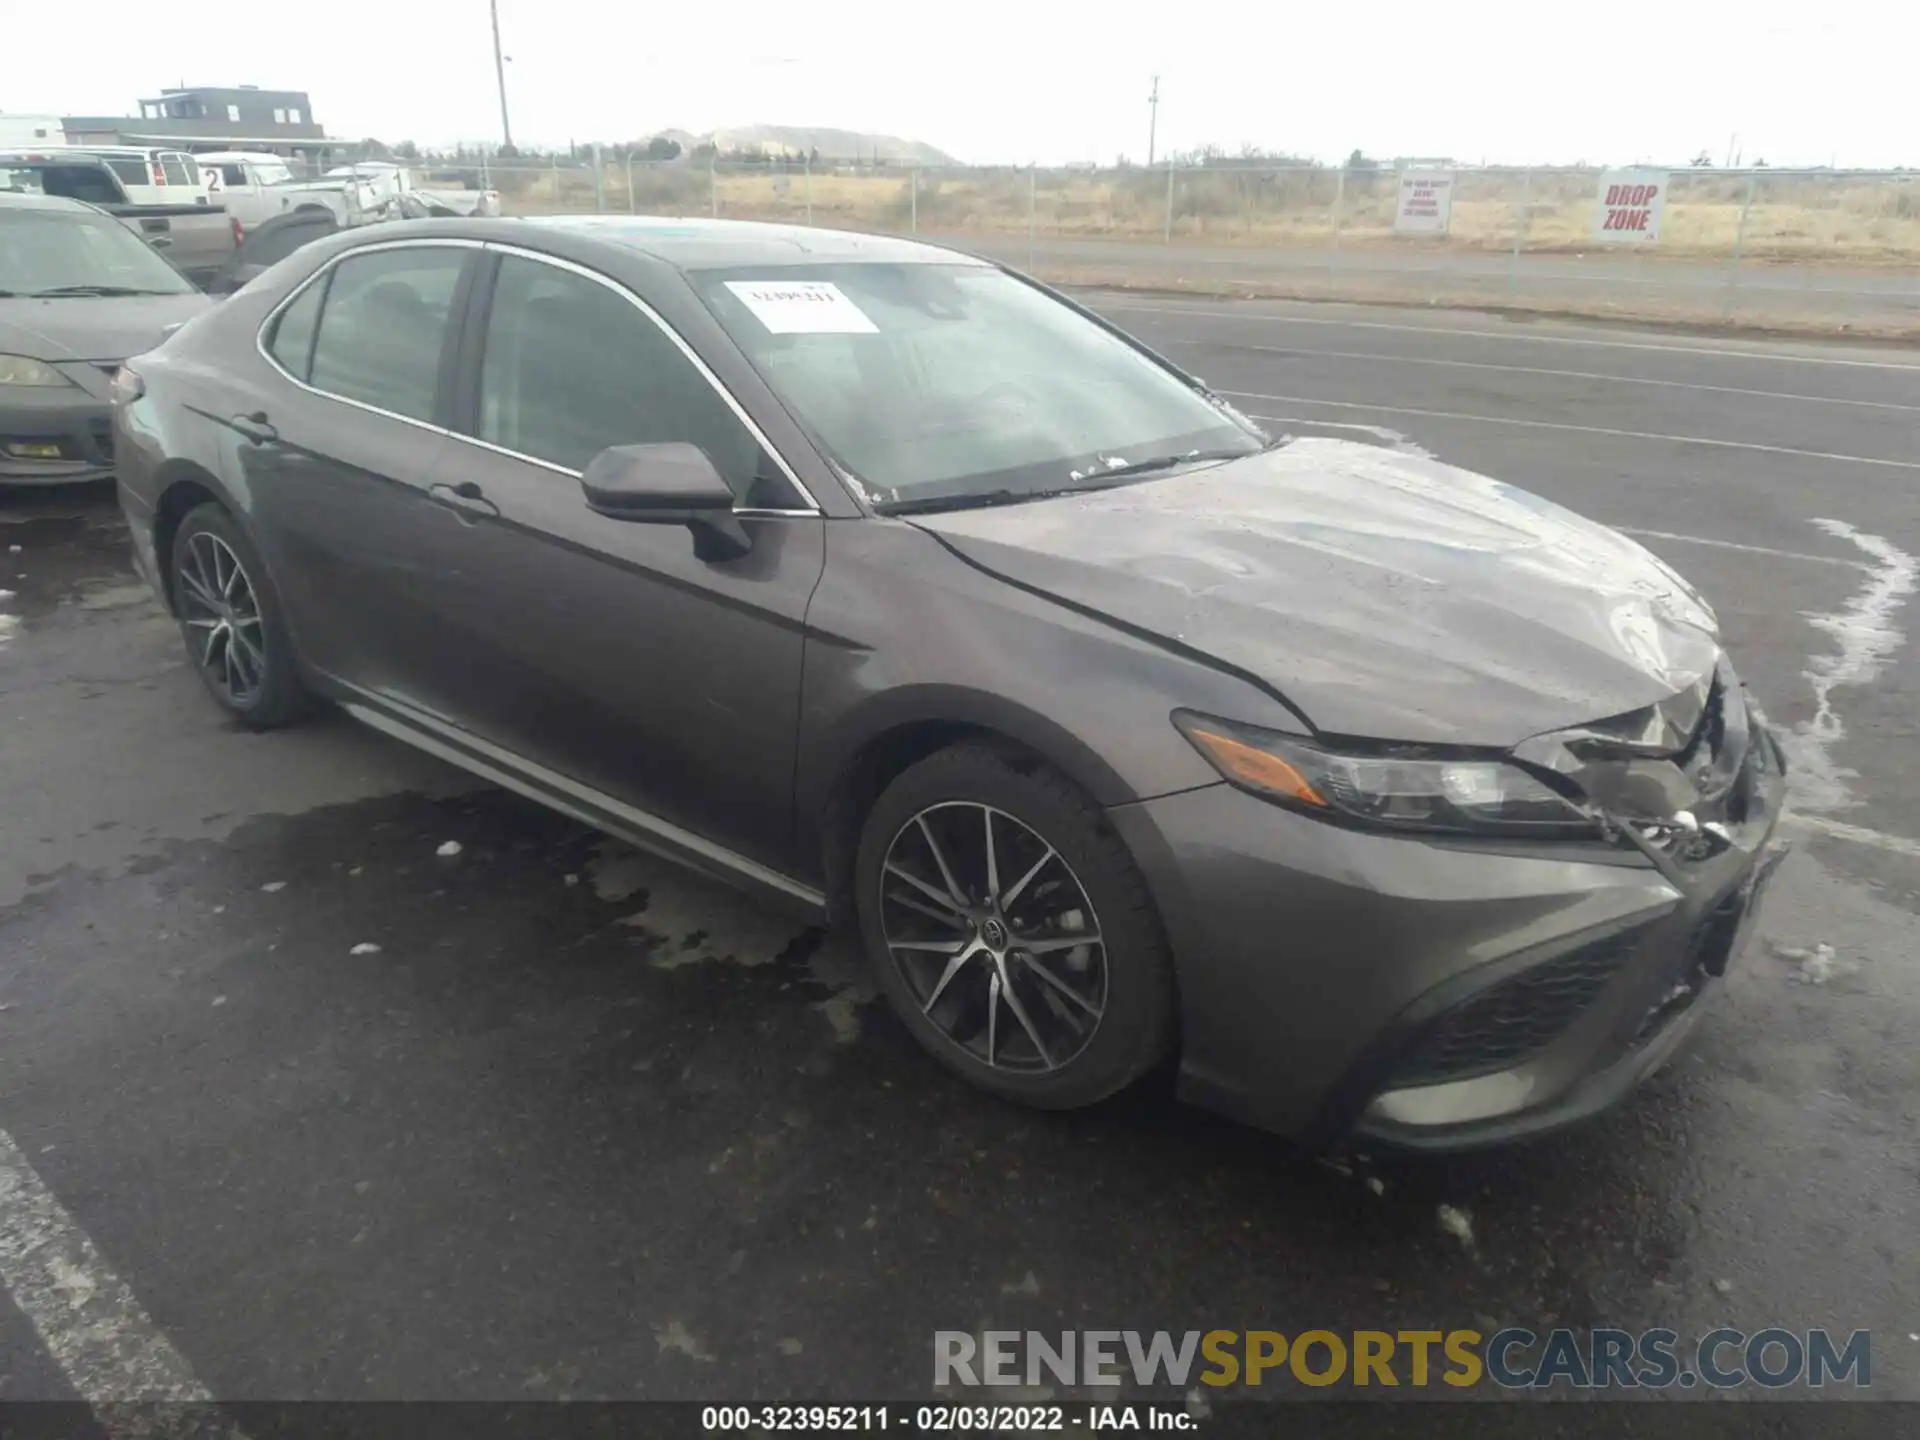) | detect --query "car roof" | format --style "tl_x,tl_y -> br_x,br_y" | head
197,150 -> 286,164
432,214 -> 988,270
0,191 -> 98,215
